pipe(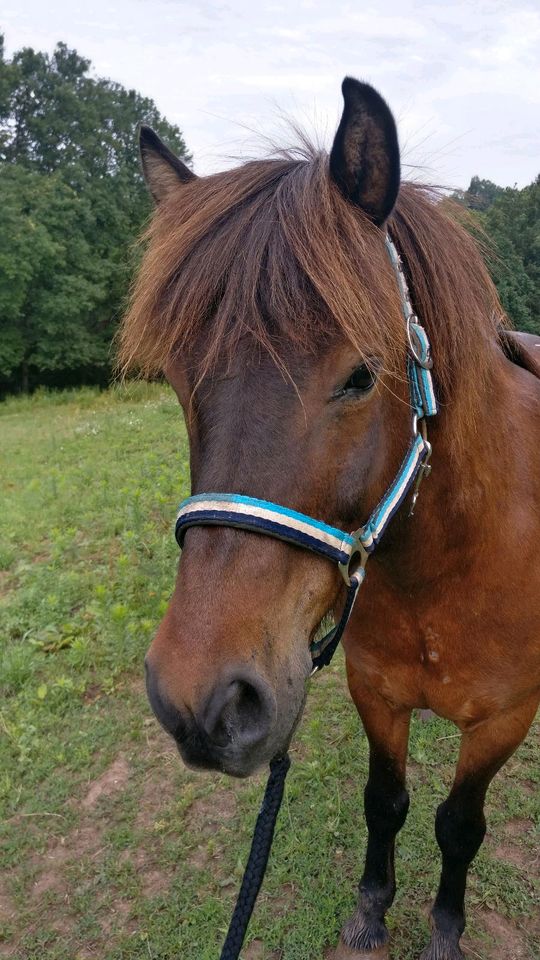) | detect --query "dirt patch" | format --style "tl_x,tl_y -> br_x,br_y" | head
31,822 -> 104,898
135,773 -> 176,831
0,570 -> 14,599
129,675 -> 146,697
50,916 -> 77,936
100,897 -> 134,936
116,845 -> 172,899
324,944 -> 389,959
0,945 -> 17,958
83,682 -> 104,704
0,887 -> 16,923
243,941 -> 280,959
141,868 -> 170,898
2,818 -> 107,955
264,882 -> 297,919
31,842 -> 70,897
477,909 -> 529,959
492,839 -> 538,871
503,818 -> 533,839
187,789 -> 237,828
132,849 -> 171,898
187,842 -> 212,869
132,720 -> 183,831
82,755 -> 130,809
